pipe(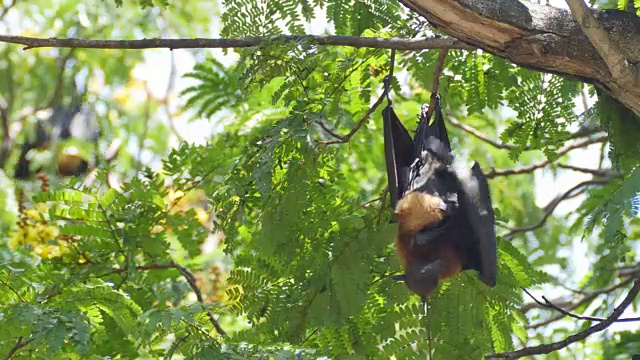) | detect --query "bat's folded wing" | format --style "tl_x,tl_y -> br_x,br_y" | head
383,105 -> 414,212
454,162 -> 498,287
